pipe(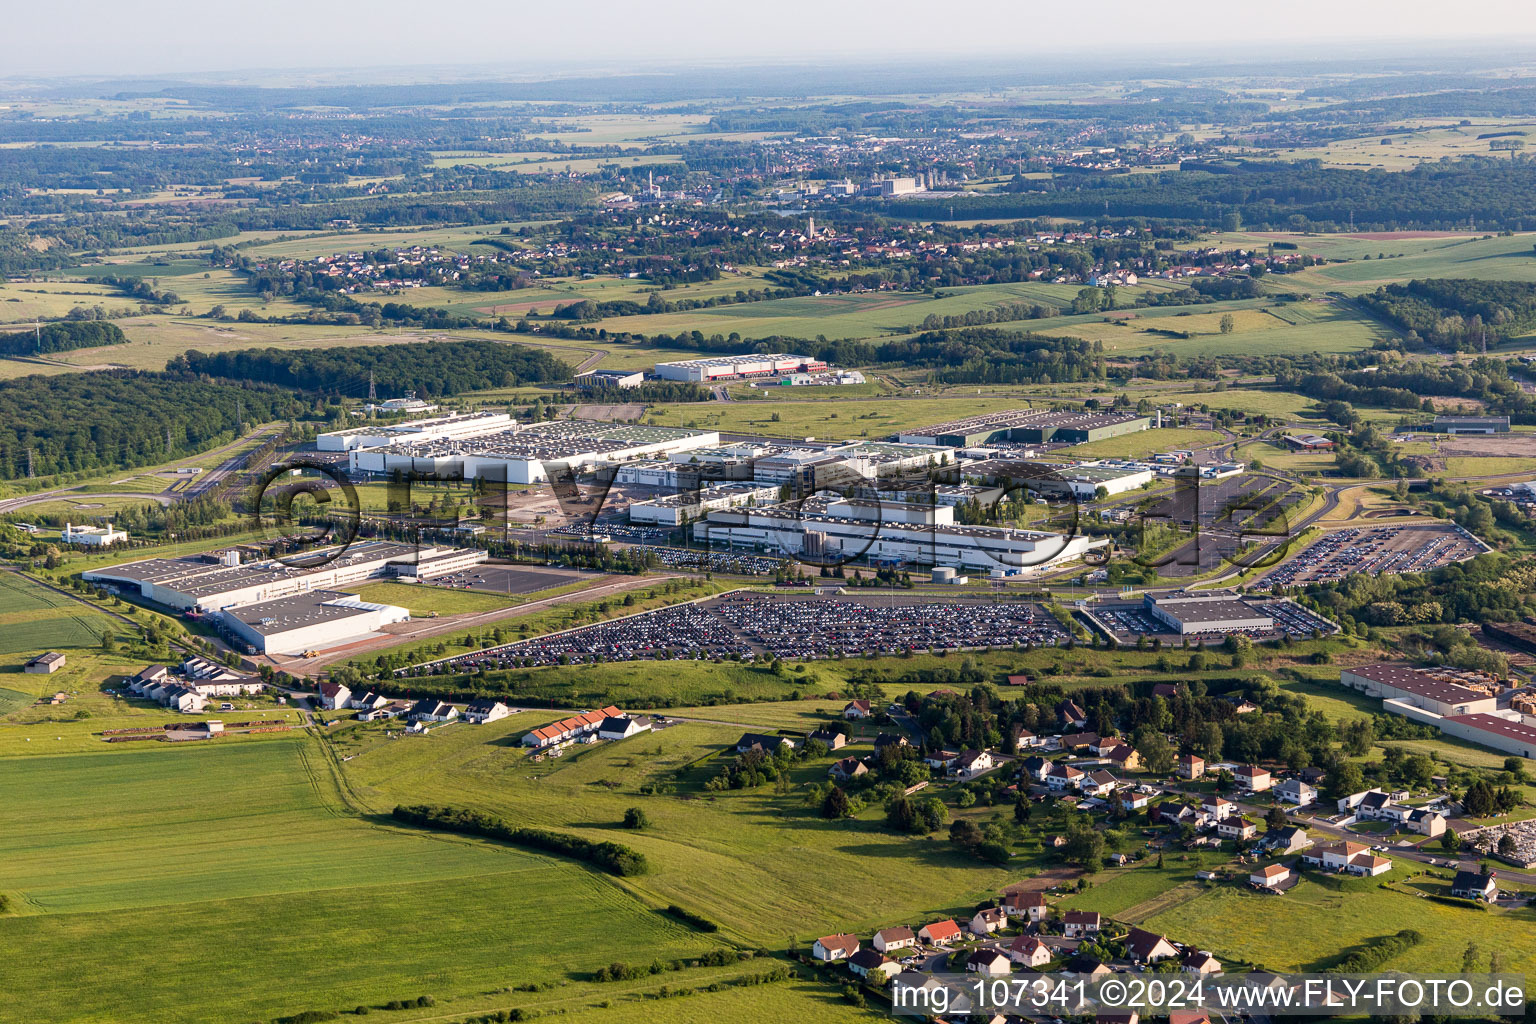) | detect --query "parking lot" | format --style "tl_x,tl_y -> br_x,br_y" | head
399,593 -> 1072,673
1260,524 -> 1484,589
430,564 -> 592,596
1084,597 -> 1336,644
